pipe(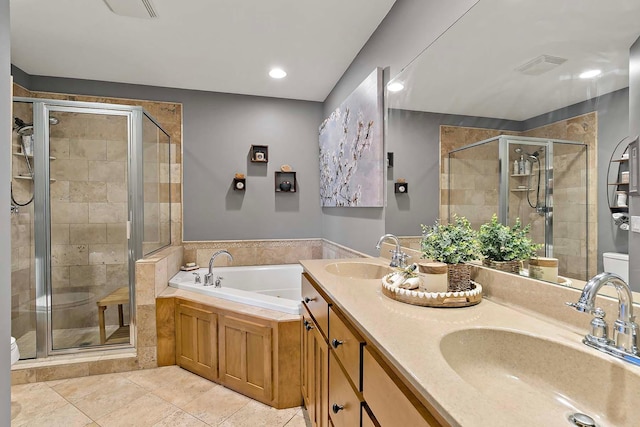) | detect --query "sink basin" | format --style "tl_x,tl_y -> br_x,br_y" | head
440,328 -> 640,426
324,262 -> 393,280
